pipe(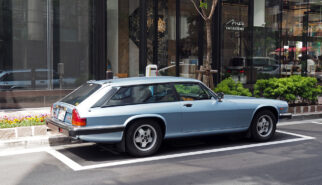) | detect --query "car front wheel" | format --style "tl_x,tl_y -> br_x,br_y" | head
125,120 -> 162,157
250,110 -> 276,142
